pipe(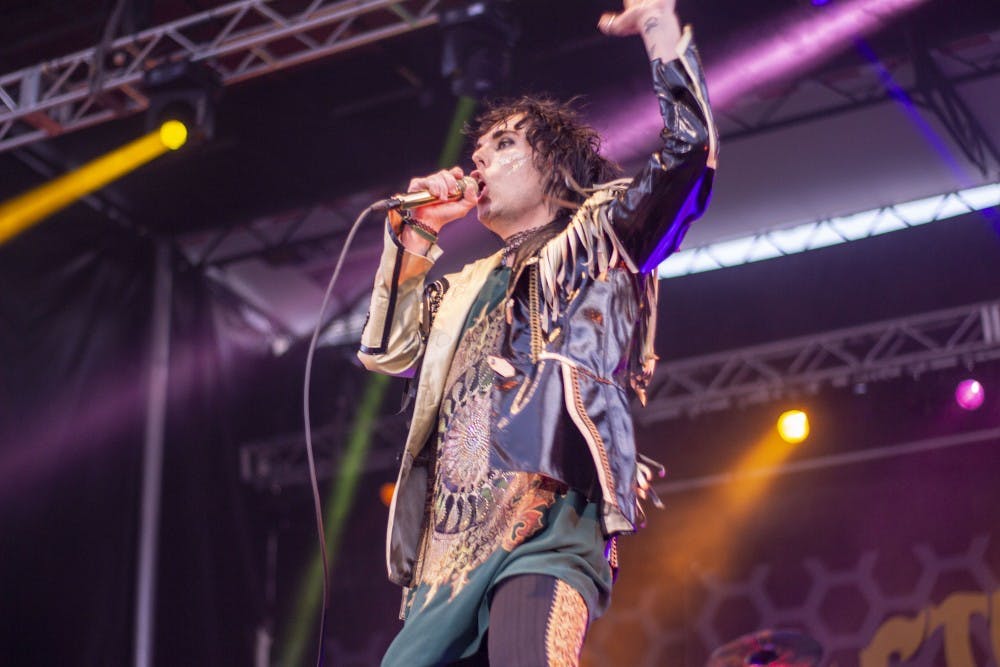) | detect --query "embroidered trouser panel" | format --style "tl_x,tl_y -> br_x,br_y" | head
452,574 -> 589,667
